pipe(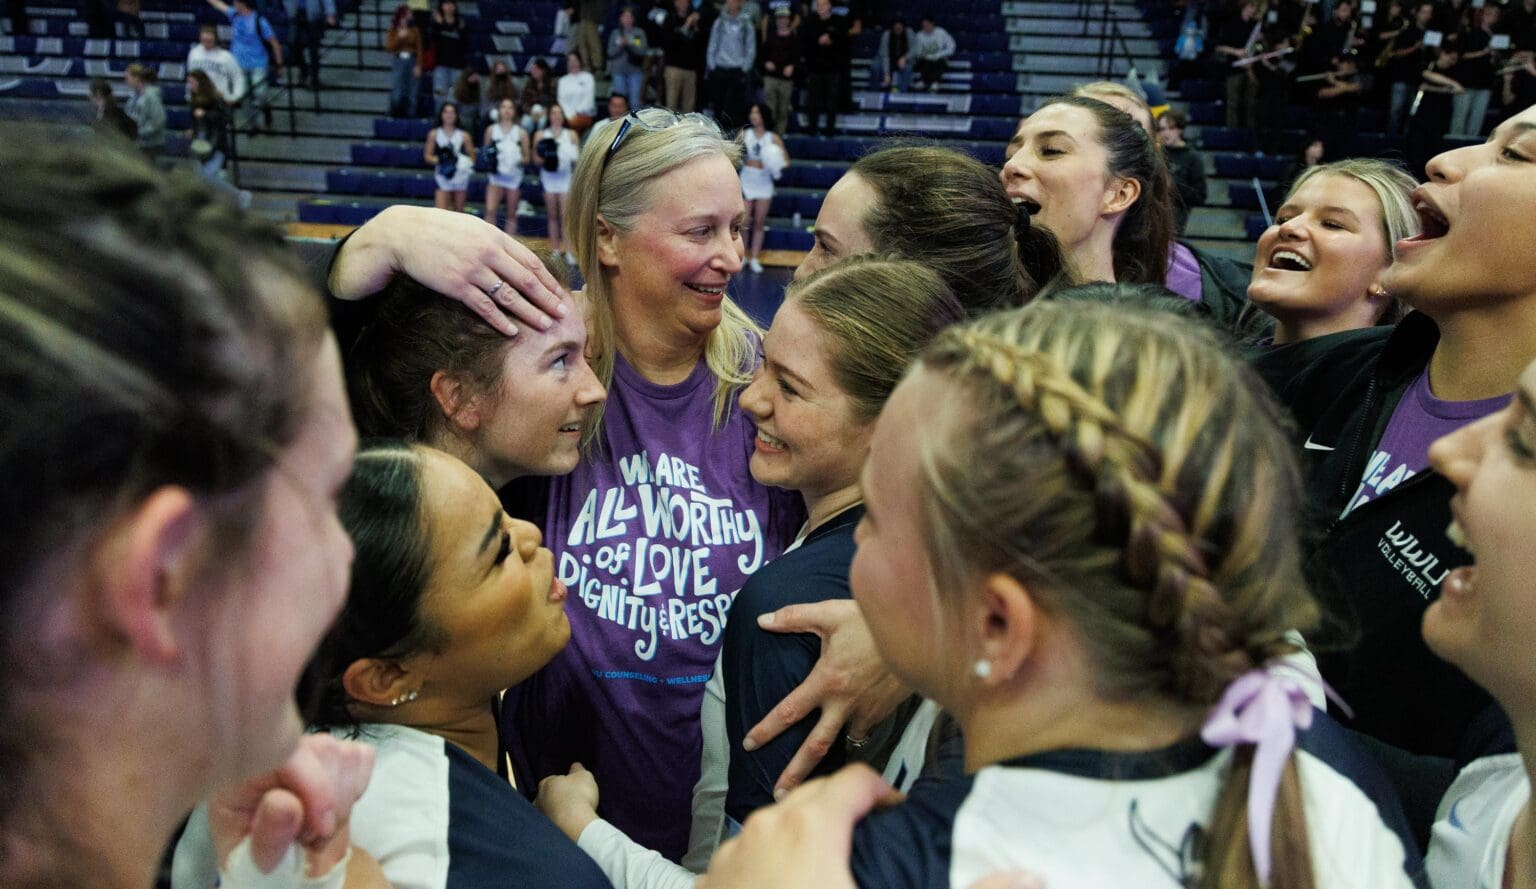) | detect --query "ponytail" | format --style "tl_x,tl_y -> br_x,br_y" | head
1203,749 -> 1315,889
